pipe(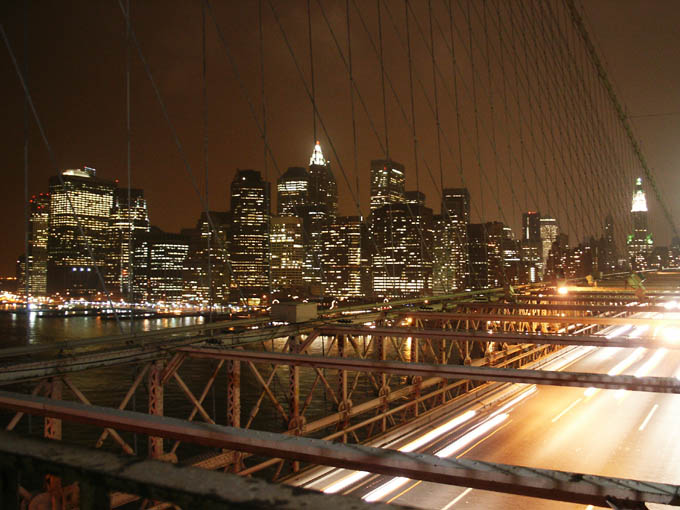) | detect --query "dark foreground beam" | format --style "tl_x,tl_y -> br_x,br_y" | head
316,325 -> 680,350
180,348 -> 680,394
0,431 -> 404,510
0,392 -> 677,508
